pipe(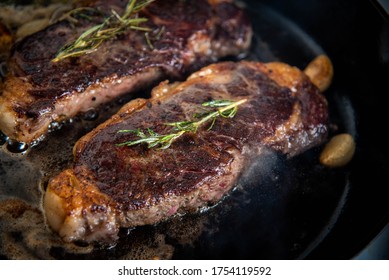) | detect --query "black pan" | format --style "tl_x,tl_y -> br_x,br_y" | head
0,0 -> 388,259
